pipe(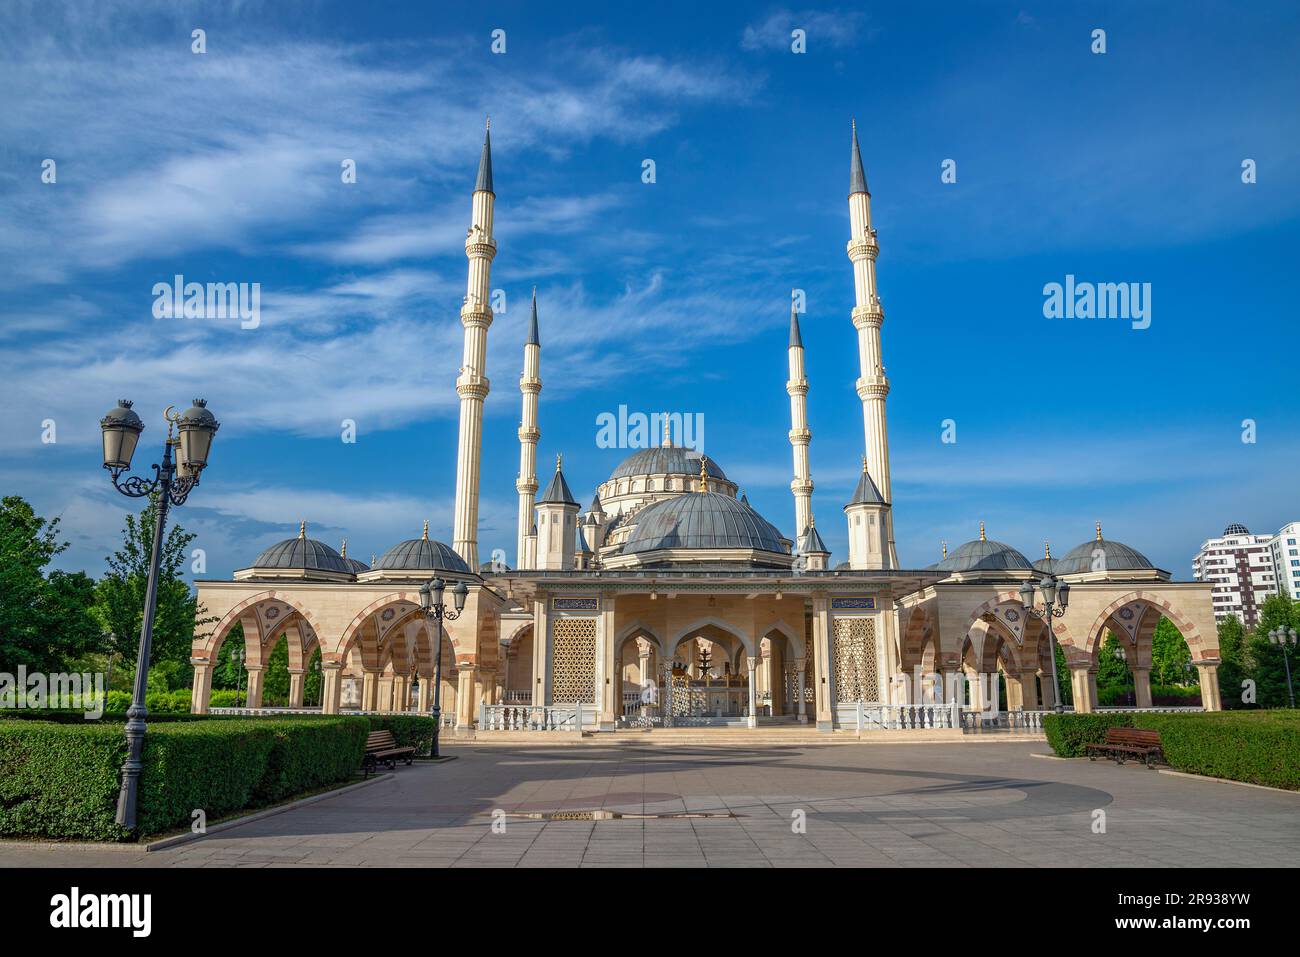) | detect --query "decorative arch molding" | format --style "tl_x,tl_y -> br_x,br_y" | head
757,618 -> 806,659
1082,591 -> 1208,662
667,617 -> 754,657
337,593 -> 464,662
504,620 -> 535,645
200,591 -> 324,660
615,619 -> 665,657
